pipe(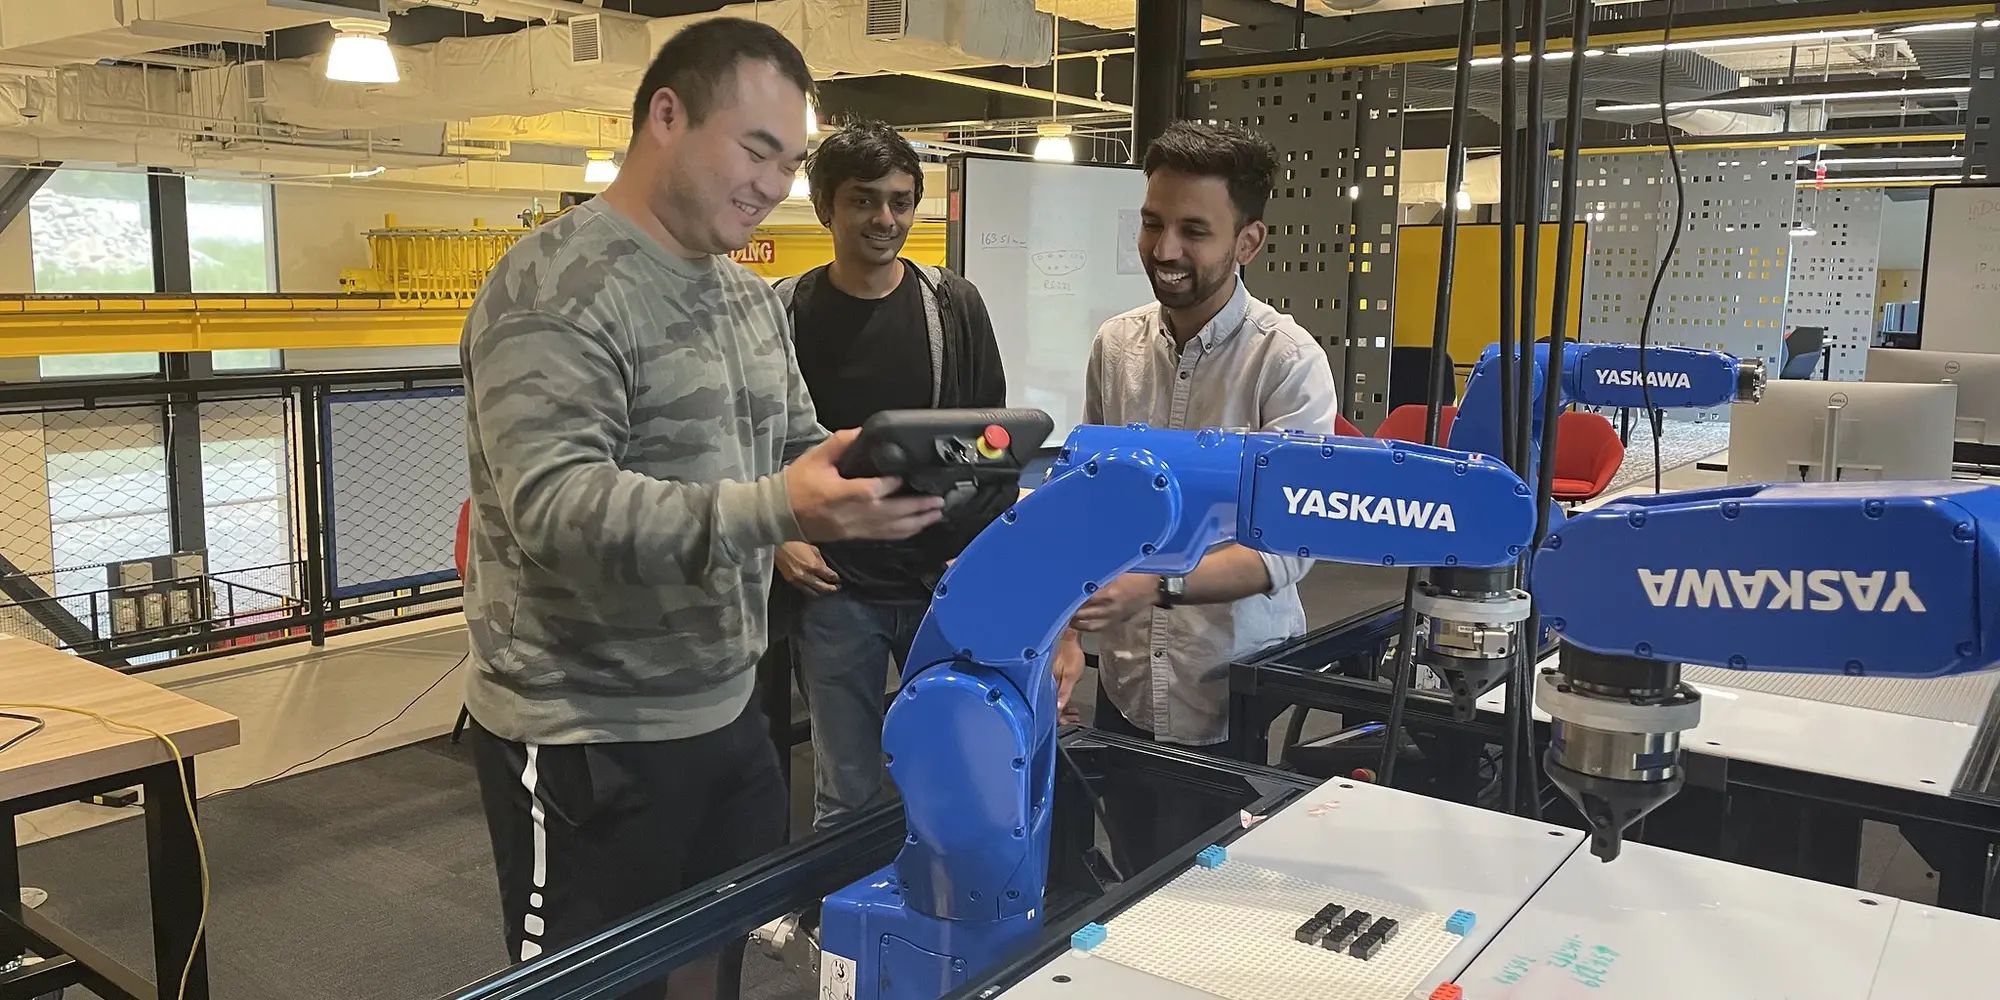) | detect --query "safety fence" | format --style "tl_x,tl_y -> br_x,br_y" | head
0,366 -> 466,671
